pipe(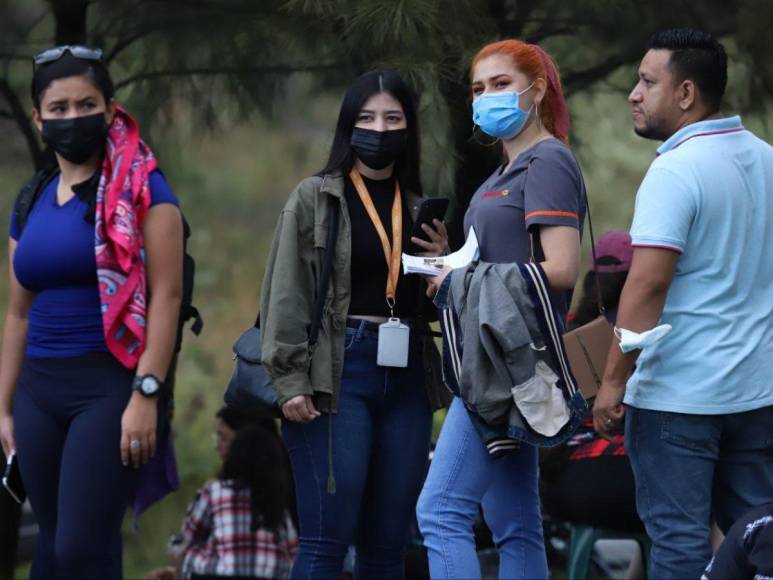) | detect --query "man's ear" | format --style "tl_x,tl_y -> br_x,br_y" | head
678,79 -> 697,112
